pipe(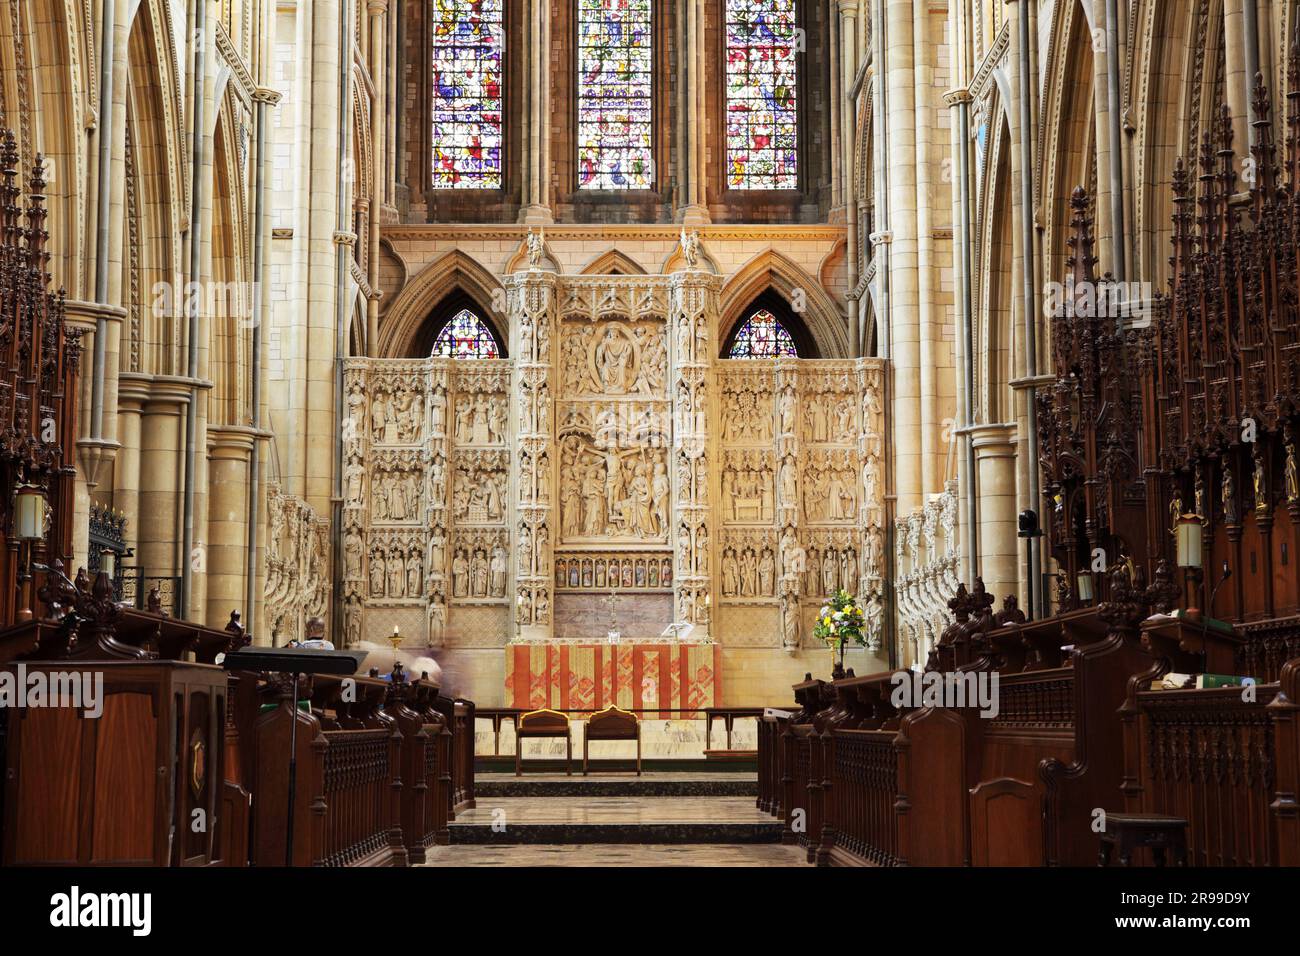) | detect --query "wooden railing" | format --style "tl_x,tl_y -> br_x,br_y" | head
830,729 -> 900,866
316,727 -> 403,867
1128,685 -> 1280,866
